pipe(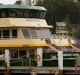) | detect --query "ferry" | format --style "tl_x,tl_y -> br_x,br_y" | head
0,0 -> 80,75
